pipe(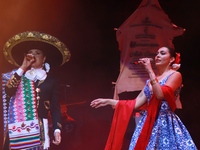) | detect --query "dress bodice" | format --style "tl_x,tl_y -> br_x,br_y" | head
144,72 -> 181,111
